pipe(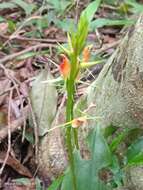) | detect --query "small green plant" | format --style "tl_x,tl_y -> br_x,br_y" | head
47,1 -> 143,190
57,1 -> 109,190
